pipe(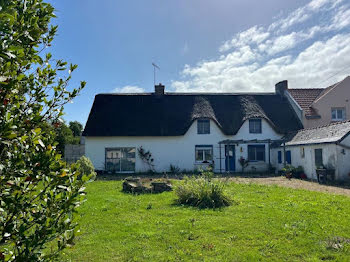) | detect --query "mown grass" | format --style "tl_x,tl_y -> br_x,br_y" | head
62,180 -> 350,261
